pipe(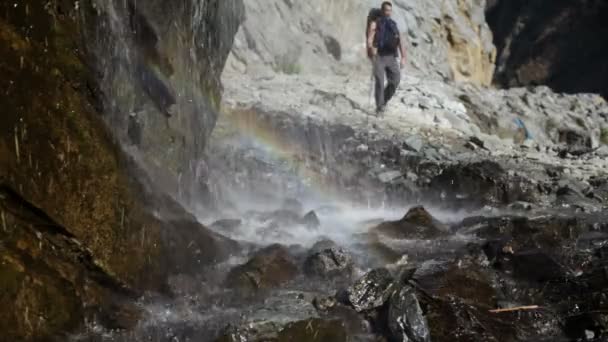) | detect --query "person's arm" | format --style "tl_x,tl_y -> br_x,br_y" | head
399,33 -> 407,68
367,21 -> 377,59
